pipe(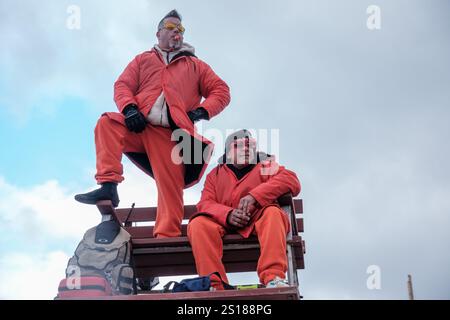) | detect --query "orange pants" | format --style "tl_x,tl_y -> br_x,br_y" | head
187,206 -> 289,289
94,115 -> 185,238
